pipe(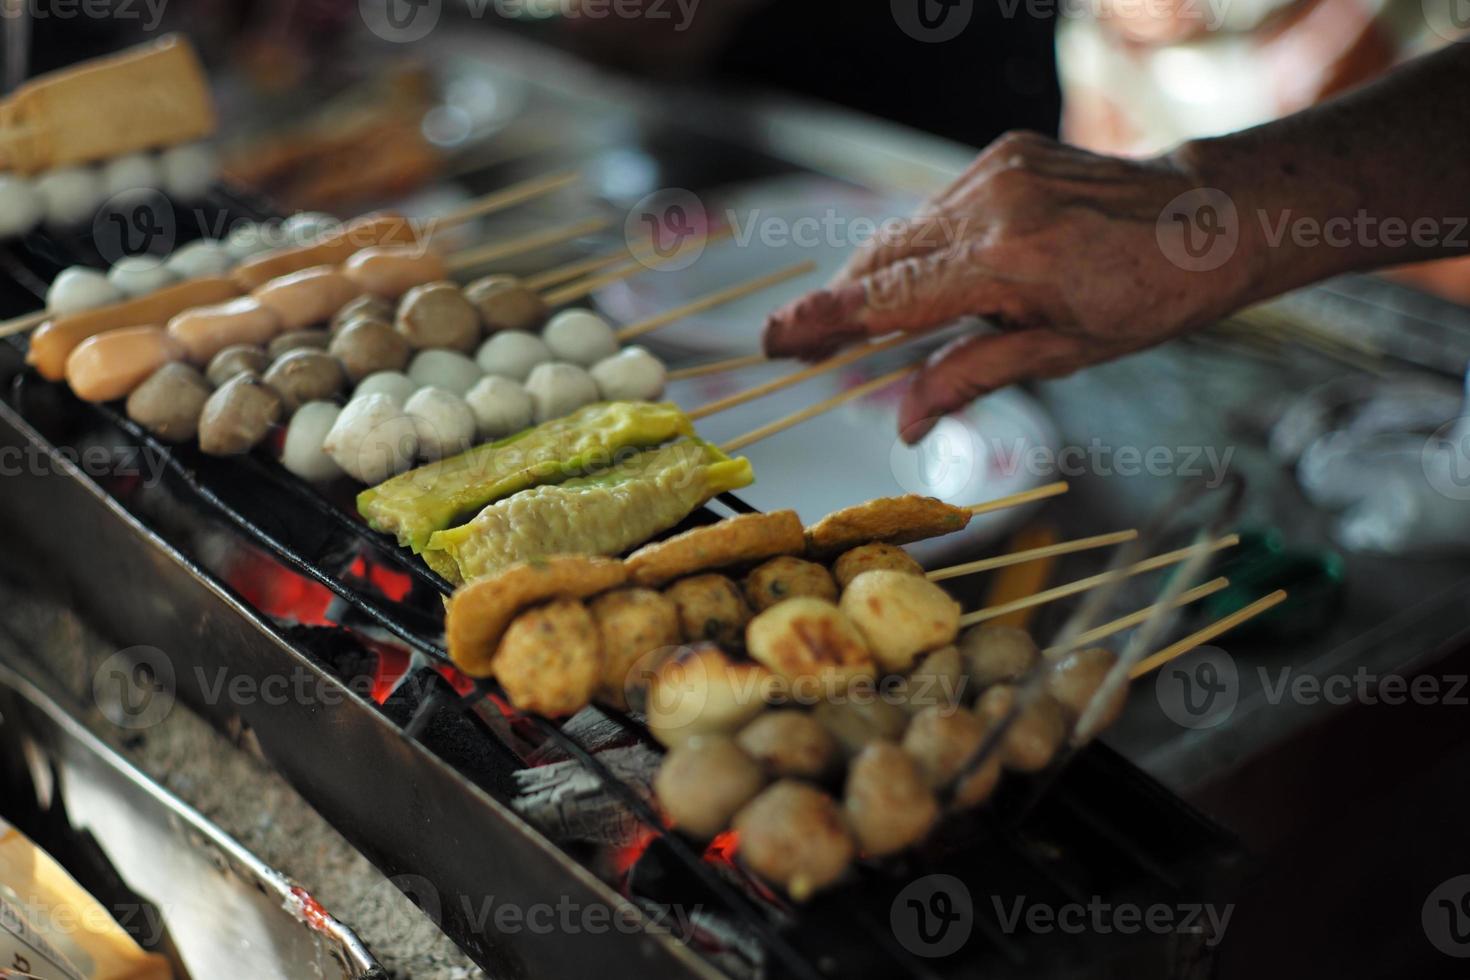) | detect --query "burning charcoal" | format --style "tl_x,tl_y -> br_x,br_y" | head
513,745 -> 661,846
